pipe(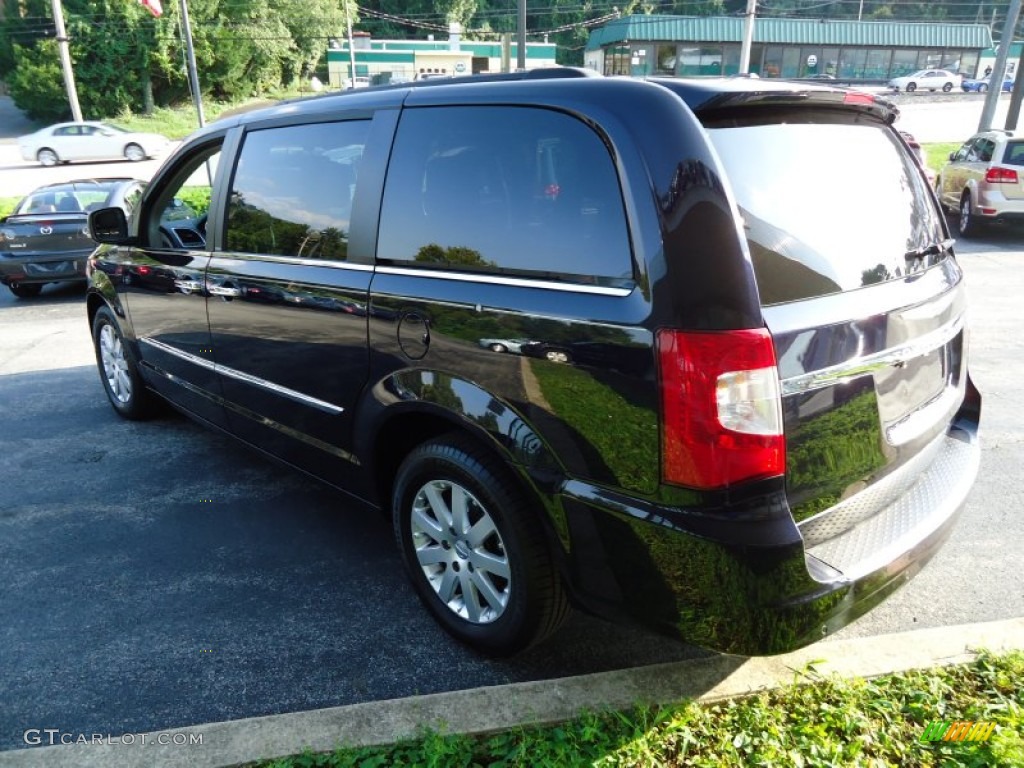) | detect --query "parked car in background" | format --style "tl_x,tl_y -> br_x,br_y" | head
936,129 -> 1024,236
899,130 -> 937,186
86,72 -> 980,657
18,122 -> 171,167
0,179 -> 146,298
961,75 -> 1015,93
888,69 -> 960,92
